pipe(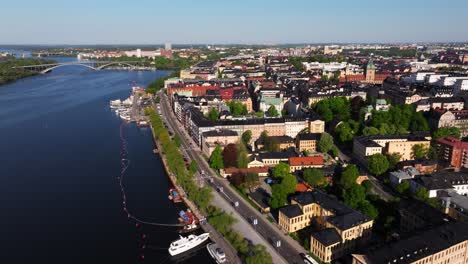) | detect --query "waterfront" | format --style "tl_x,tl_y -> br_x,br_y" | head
0,55 -> 212,263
